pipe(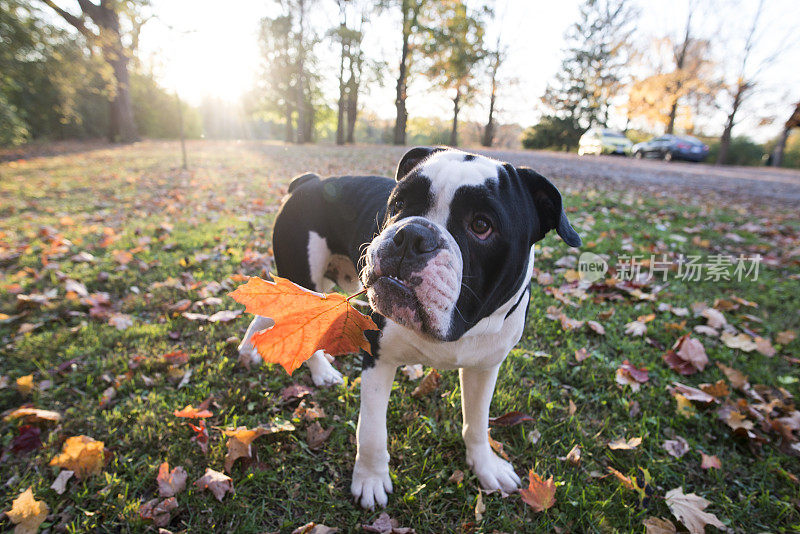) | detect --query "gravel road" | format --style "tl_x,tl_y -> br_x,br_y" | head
478,148 -> 800,205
